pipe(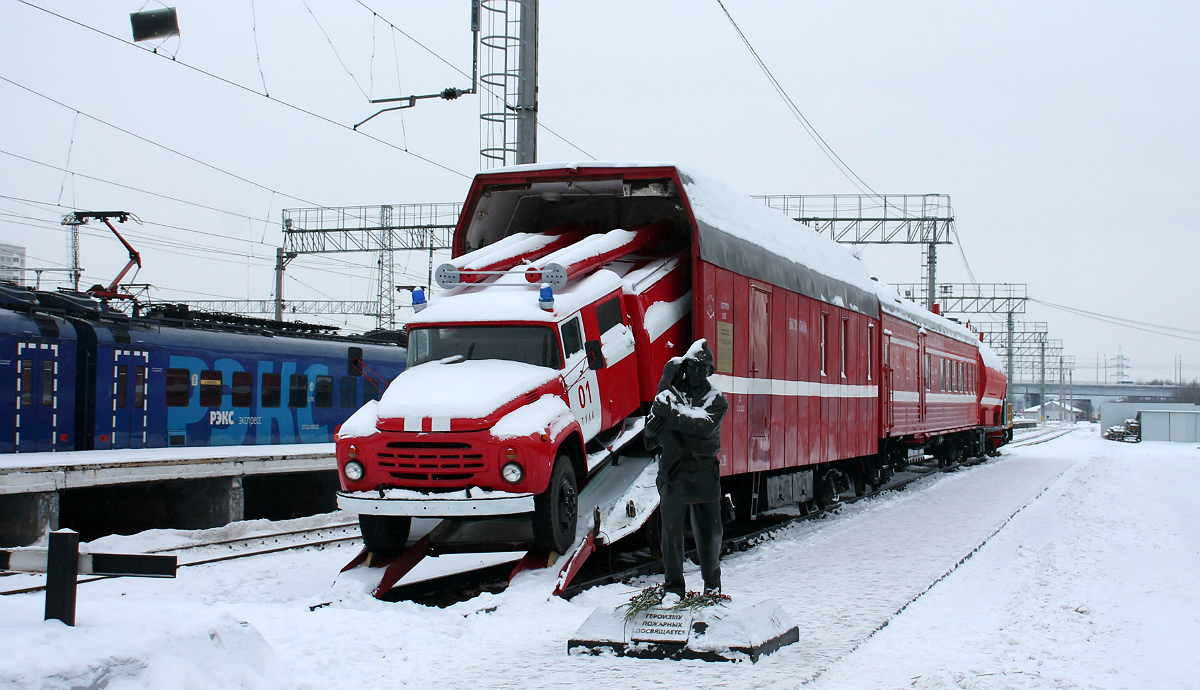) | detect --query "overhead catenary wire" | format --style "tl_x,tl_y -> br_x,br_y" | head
351,0 -> 597,160
714,0 -> 879,199
15,0 -> 472,181
1031,298 -> 1200,342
